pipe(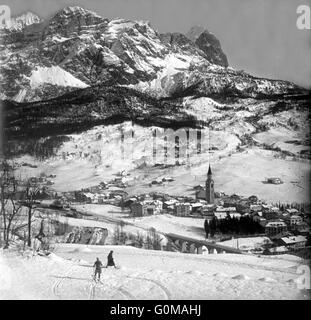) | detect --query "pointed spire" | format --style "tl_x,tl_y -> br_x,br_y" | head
208,164 -> 212,176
